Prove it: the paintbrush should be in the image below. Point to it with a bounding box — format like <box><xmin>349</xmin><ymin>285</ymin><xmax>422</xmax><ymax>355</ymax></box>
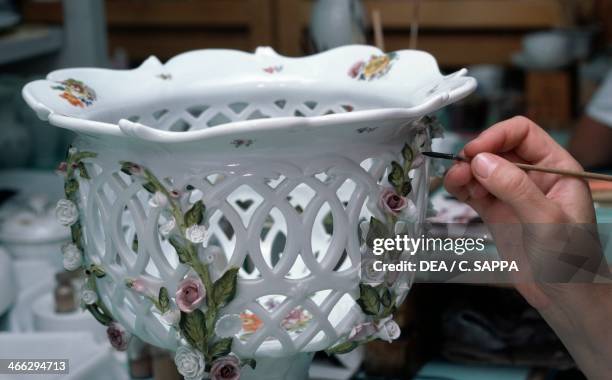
<box><xmin>422</xmin><ymin>151</ymin><xmax>612</xmax><ymax>182</ymax></box>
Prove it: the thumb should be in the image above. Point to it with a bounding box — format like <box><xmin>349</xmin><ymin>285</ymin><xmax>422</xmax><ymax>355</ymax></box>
<box><xmin>470</xmin><ymin>153</ymin><xmax>559</xmax><ymax>222</ymax></box>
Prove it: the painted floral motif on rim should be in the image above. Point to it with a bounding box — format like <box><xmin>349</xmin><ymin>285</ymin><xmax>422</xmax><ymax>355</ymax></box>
<box><xmin>263</xmin><ymin>65</ymin><xmax>283</xmax><ymax>74</ymax></box>
<box><xmin>51</xmin><ymin>79</ymin><xmax>97</xmax><ymax>108</ymax></box>
<box><xmin>348</xmin><ymin>52</ymin><xmax>398</xmax><ymax>81</ymax></box>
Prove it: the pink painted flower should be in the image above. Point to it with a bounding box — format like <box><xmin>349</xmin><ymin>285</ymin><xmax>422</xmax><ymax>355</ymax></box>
<box><xmin>348</xmin><ymin>60</ymin><xmax>365</xmax><ymax>78</ymax></box>
<box><xmin>380</xmin><ymin>188</ymin><xmax>408</xmax><ymax>215</ymax></box>
<box><xmin>106</xmin><ymin>322</ymin><xmax>131</xmax><ymax>351</ymax></box>
<box><xmin>175</xmin><ymin>277</ymin><xmax>205</xmax><ymax>313</ymax></box>
<box><xmin>210</xmin><ymin>355</ymin><xmax>241</xmax><ymax>380</ymax></box>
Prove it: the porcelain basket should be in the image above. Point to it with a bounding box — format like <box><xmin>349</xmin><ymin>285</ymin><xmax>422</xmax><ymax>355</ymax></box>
<box><xmin>23</xmin><ymin>45</ymin><xmax>475</xmax><ymax>380</ymax></box>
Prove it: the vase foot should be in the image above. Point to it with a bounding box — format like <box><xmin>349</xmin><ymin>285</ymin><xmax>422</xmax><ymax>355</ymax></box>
<box><xmin>239</xmin><ymin>352</ymin><xmax>314</xmax><ymax>380</ymax></box>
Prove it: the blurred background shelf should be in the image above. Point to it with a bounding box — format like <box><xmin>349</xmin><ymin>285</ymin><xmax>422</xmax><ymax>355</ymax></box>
<box><xmin>18</xmin><ymin>0</ymin><xmax>577</xmax><ymax>66</ymax></box>
<box><xmin>0</xmin><ymin>25</ymin><xmax>62</xmax><ymax>66</ymax></box>
<box><xmin>276</xmin><ymin>0</ymin><xmax>575</xmax><ymax>65</ymax></box>
<box><xmin>20</xmin><ymin>0</ymin><xmax>273</xmax><ymax>61</ymax></box>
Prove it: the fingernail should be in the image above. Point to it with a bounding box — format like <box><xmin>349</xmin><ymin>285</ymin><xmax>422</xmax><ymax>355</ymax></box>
<box><xmin>472</xmin><ymin>154</ymin><xmax>497</xmax><ymax>179</ymax></box>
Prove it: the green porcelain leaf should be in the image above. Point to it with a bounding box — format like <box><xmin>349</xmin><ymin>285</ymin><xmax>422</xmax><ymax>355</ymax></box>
<box><xmin>325</xmin><ymin>341</ymin><xmax>359</xmax><ymax>355</ymax></box>
<box><xmin>366</xmin><ymin>217</ymin><xmax>389</xmax><ymax>248</ymax></box>
<box><xmin>241</xmin><ymin>358</ymin><xmax>257</xmax><ymax>370</ymax></box>
<box><xmin>401</xmin><ymin>143</ymin><xmax>414</xmax><ymax>162</ymax></box>
<box><xmin>76</xmin><ymin>161</ymin><xmax>90</xmax><ymax>179</ymax></box>
<box><xmin>185</xmin><ymin>200</ymin><xmax>205</xmax><ymax>226</ymax></box>
<box><xmin>71</xmin><ymin>223</ymin><xmax>83</xmax><ymax>249</ymax></box>
<box><xmin>399</xmin><ymin>180</ymin><xmax>412</xmax><ymax>196</ymax></box>
<box><xmin>209</xmin><ymin>338</ymin><xmax>233</xmax><ymax>360</ymax></box>
<box><xmin>64</xmin><ymin>178</ymin><xmax>79</xmax><ymax>197</ymax></box>
<box><xmin>169</xmin><ymin>236</ymin><xmax>191</xmax><ymax>264</ymax></box>
<box><xmin>387</xmin><ymin>161</ymin><xmax>404</xmax><ymax>190</ymax></box>
<box><xmin>158</xmin><ymin>287</ymin><xmax>170</xmax><ymax>313</ymax></box>
<box><xmin>179</xmin><ymin>310</ymin><xmax>207</xmax><ymax>353</ymax></box>
<box><xmin>213</xmin><ymin>268</ymin><xmax>239</xmax><ymax>307</ymax></box>
<box><xmin>86</xmin><ymin>304</ymin><xmax>113</xmax><ymax>326</ymax></box>
<box><xmin>381</xmin><ymin>288</ymin><xmax>392</xmax><ymax>308</ymax></box>
<box><xmin>357</xmin><ymin>284</ymin><xmax>380</xmax><ymax>316</ymax></box>
<box><xmin>72</xmin><ymin>151</ymin><xmax>97</xmax><ymax>162</ymax></box>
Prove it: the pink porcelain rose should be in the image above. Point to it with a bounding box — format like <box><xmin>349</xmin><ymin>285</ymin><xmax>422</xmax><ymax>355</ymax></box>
<box><xmin>210</xmin><ymin>355</ymin><xmax>241</xmax><ymax>380</ymax></box>
<box><xmin>106</xmin><ymin>322</ymin><xmax>131</xmax><ymax>351</ymax></box>
<box><xmin>176</xmin><ymin>277</ymin><xmax>205</xmax><ymax>313</ymax></box>
<box><xmin>379</xmin><ymin>187</ymin><xmax>408</xmax><ymax>215</ymax></box>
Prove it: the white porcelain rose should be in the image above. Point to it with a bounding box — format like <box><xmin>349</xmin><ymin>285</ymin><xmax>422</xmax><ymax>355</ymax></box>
<box><xmin>376</xmin><ymin>316</ymin><xmax>401</xmax><ymax>343</ymax></box>
<box><xmin>175</xmin><ymin>346</ymin><xmax>206</xmax><ymax>380</ymax></box>
<box><xmin>81</xmin><ymin>289</ymin><xmax>98</xmax><ymax>305</ymax></box>
<box><xmin>61</xmin><ymin>243</ymin><xmax>83</xmax><ymax>271</ymax></box>
<box><xmin>185</xmin><ymin>224</ymin><xmax>208</xmax><ymax>244</ymax></box>
<box><xmin>55</xmin><ymin>199</ymin><xmax>78</xmax><ymax>226</ymax></box>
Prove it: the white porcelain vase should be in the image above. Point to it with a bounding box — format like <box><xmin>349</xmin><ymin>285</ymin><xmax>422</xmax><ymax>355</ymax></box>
<box><xmin>23</xmin><ymin>45</ymin><xmax>475</xmax><ymax>379</ymax></box>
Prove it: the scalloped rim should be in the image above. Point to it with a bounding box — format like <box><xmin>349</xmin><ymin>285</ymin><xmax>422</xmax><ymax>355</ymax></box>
<box><xmin>23</xmin><ymin>45</ymin><xmax>476</xmax><ymax>144</ymax></box>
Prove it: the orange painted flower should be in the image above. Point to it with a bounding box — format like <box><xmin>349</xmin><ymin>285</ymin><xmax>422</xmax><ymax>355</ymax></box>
<box><xmin>240</xmin><ymin>312</ymin><xmax>263</xmax><ymax>333</ymax></box>
<box><xmin>363</xmin><ymin>55</ymin><xmax>391</xmax><ymax>80</ymax></box>
<box><xmin>60</xmin><ymin>92</ymin><xmax>84</xmax><ymax>107</ymax></box>
<box><xmin>349</xmin><ymin>52</ymin><xmax>398</xmax><ymax>81</ymax></box>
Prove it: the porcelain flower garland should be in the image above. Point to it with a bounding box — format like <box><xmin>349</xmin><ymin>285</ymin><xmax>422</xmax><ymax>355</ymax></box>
<box><xmin>326</xmin><ymin>116</ymin><xmax>439</xmax><ymax>355</ymax></box>
<box><xmin>55</xmin><ymin>147</ymin><xmax>125</xmax><ymax>349</ymax></box>
<box><xmin>118</xmin><ymin>160</ymin><xmax>255</xmax><ymax>378</ymax></box>
<box><xmin>55</xmin><ymin>147</ymin><xmax>254</xmax><ymax>375</ymax></box>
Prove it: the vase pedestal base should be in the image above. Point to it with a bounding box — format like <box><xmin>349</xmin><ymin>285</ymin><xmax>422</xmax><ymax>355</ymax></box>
<box><xmin>240</xmin><ymin>352</ymin><xmax>314</xmax><ymax>380</ymax></box>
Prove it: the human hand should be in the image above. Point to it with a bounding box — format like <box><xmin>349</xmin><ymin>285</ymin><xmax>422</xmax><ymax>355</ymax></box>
<box><xmin>443</xmin><ymin>116</ymin><xmax>606</xmax><ymax>308</ymax></box>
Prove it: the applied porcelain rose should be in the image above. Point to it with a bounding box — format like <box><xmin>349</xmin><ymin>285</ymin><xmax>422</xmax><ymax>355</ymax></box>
<box><xmin>23</xmin><ymin>45</ymin><xmax>475</xmax><ymax>379</ymax></box>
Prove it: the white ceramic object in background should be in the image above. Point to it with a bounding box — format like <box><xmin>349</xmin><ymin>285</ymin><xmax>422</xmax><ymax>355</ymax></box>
<box><xmin>23</xmin><ymin>45</ymin><xmax>475</xmax><ymax>379</ymax></box>
<box><xmin>32</xmin><ymin>293</ymin><xmax>108</xmax><ymax>342</ymax></box>
<box><xmin>523</xmin><ymin>31</ymin><xmax>572</xmax><ymax>67</ymax></box>
<box><xmin>513</xmin><ymin>30</ymin><xmax>573</xmax><ymax>70</ymax></box>
<box><xmin>0</xmin><ymin>332</ymin><xmax>127</xmax><ymax>380</ymax></box>
<box><xmin>0</xmin><ymin>247</ymin><xmax>16</xmax><ymax>317</ymax></box>
<box><xmin>0</xmin><ymin>194</ymin><xmax>69</xmax><ymax>266</ymax></box>
<box><xmin>0</xmin><ymin>170</ymin><xmax>69</xmax><ymax>266</ymax></box>
<box><xmin>310</xmin><ymin>0</ymin><xmax>366</xmax><ymax>51</ymax></box>
<box><xmin>8</xmin><ymin>279</ymin><xmax>53</xmax><ymax>332</ymax></box>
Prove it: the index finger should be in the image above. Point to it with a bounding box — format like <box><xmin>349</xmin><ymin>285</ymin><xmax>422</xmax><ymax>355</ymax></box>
<box><xmin>463</xmin><ymin>116</ymin><xmax>582</xmax><ymax>171</ymax></box>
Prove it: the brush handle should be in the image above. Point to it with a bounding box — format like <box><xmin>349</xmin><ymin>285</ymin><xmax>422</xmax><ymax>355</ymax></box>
<box><xmin>423</xmin><ymin>151</ymin><xmax>612</xmax><ymax>182</ymax></box>
<box><xmin>514</xmin><ymin>163</ymin><xmax>612</xmax><ymax>182</ymax></box>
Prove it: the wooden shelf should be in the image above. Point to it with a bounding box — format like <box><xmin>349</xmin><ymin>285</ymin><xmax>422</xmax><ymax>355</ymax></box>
<box><xmin>275</xmin><ymin>0</ymin><xmax>570</xmax><ymax>65</ymax></box>
<box><xmin>0</xmin><ymin>25</ymin><xmax>63</xmax><ymax>65</ymax></box>
<box><xmin>21</xmin><ymin>0</ymin><xmax>574</xmax><ymax>66</ymax></box>
<box><xmin>22</xmin><ymin>0</ymin><xmax>273</xmax><ymax>61</ymax></box>
<box><xmin>280</xmin><ymin>0</ymin><xmax>569</xmax><ymax>31</ymax></box>
<box><xmin>386</xmin><ymin>33</ymin><xmax>523</xmax><ymax>66</ymax></box>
